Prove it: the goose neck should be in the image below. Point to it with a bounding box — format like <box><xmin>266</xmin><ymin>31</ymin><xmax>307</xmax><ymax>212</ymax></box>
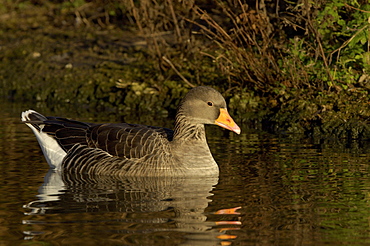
<box><xmin>173</xmin><ymin>113</ymin><xmax>206</xmax><ymax>142</ymax></box>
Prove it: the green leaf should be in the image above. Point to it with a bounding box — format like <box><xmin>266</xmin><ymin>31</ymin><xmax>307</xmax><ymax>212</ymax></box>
<box><xmin>349</xmin><ymin>31</ymin><xmax>366</xmax><ymax>48</ymax></box>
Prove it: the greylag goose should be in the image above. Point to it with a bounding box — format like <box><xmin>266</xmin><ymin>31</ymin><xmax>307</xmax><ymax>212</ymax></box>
<box><xmin>21</xmin><ymin>86</ymin><xmax>240</xmax><ymax>177</ymax></box>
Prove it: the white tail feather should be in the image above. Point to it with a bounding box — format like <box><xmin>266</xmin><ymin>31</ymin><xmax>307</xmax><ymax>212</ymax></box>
<box><xmin>21</xmin><ymin>110</ymin><xmax>66</xmax><ymax>170</ymax></box>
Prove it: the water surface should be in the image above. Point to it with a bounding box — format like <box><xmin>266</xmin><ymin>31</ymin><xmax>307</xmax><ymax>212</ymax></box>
<box><xmin>1</xmin><ymin>100</ymin><xmax>370</xmax><ymax>245</ymax></box>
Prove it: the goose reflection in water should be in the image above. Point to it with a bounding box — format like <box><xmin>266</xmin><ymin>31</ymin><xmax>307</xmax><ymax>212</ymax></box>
<box><xmin>23</xmin><ymin>170</ymin><xmax>241</xmax><ymax>245</ymax></box>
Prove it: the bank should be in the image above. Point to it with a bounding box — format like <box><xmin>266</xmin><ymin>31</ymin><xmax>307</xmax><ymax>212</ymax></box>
<box><xmin>1</xmin><ymin>1</ymin><xmax>369</xmax><ymax>139</ymax></box>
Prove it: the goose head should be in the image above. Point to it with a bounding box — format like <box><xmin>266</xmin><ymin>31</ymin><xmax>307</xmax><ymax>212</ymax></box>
<box><xmin>177</xmin><ymin>86</ymin><xmax>241</xmax><ymax>134</ymax></box>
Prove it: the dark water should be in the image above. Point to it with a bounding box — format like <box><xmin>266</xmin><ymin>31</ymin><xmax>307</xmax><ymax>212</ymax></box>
<box><xmin>1</xmin><ymin>100</ymin><xmax>370</xmax><ymax>245</ymax></box>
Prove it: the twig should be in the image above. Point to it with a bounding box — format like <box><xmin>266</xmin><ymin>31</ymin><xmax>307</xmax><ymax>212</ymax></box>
<box><xmin>166</xmin><ymin>0</ymin><xmax>182</xmax><ymax>43</ymax></box>
<box><xmin>306</xmin><ymin>16</ymin><xmax>334</xmax><ymax>85</ymax></box>
<box><xmin>329</xmin><ymin>24</ymin><xmax>370</xmax><ymax>64</ymax></box>
<box><xmin>345</xmin><ymin>3</ymin><xmax>370</xmax><ymax>14</ymax></box>
<box><xmin>128</xmin><ymin>0</ymin><xmax>143</xmax><ymax>34</ymax></box>
<box><xmin>162</xmin><ymin>56</ymin><xmax>196</xmax><ymax>88</ymax></box>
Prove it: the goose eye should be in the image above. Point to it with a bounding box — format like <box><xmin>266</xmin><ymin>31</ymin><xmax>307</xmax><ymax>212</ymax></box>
<box><xmin>207</xmin><ymin>101</ymin><xmax>213</xmax><ymax>106</ymax></box>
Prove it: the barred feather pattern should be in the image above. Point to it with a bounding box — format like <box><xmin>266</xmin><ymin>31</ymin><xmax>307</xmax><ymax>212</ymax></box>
<box><xmin>63</xmin><ymin>143</ymin><xmax>184</xmax><ymax>177</ymax></box>
<box><xmin>85</xmin><ymin>123</ymin><xmax>173</xmax><ymax>159</ymax></box>
<box><xmin>45</xmin><ymin>120</ymin><xmax>185</xmax><ymax>176</ymax></box>
<box><xmin>173</xmin><ymin>112</ymin><xmax>206</xmax><ymax>142</ymax></box>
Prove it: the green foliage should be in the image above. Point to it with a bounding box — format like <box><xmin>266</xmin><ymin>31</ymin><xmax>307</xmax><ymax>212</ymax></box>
<box><xmin>313</xmin><ymin>1</ymin><xmax>370</xmax><ymax>84</ymax></box>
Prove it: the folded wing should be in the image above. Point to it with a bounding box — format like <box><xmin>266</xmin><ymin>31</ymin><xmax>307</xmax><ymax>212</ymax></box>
<box><xmin>41</xmin><ymin>118</ymin><xmax>173</xmax><ymax>160</ymax></box>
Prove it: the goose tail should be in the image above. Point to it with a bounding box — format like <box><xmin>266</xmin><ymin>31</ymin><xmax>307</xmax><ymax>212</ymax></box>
<box><xmin>21</xmin><ymin>110</ymin><xmax>66</xmax><ymax>170</ymax></box>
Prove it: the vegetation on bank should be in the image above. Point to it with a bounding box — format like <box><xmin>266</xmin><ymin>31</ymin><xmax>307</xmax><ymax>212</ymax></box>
<box><xmin>0</xmin><ymin>0</ymin><xmax>370</xmax><ymax>138</ymax></box>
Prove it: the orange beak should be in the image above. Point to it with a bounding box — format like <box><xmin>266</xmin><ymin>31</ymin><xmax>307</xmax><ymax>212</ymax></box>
<box><xmin>215</xmin><ymin>108</ymin><xmax>241</xmax><ymax>134</ymax></box>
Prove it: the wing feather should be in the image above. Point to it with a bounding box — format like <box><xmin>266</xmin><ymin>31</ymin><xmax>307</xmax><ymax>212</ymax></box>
<box><xmin>39</xmin><ymin>117</ymin><xmax>95</xmax><ymax>152</ymax></box>
<box><xmin>26</xmin><ymin>113</ymin><xmax>173</xmax><ymax>161</ymax></box>
<box><xmin>86</xmin><ymin>123</ymin><xmax>173</xmax><ymax>160</ymax></box>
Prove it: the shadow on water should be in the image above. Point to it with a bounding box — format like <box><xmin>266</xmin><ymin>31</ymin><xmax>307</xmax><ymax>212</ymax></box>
<box><xmin>23</xmin><ymin>170</ymin><xmax>241</xmax><ymax>245</ymax></box>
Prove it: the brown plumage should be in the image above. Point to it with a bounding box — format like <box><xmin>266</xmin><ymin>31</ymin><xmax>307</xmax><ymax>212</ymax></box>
<box><xmin>21</xmin><ymin>86</ymin><xmax>240</xmax><ymax>177</ymax></box>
